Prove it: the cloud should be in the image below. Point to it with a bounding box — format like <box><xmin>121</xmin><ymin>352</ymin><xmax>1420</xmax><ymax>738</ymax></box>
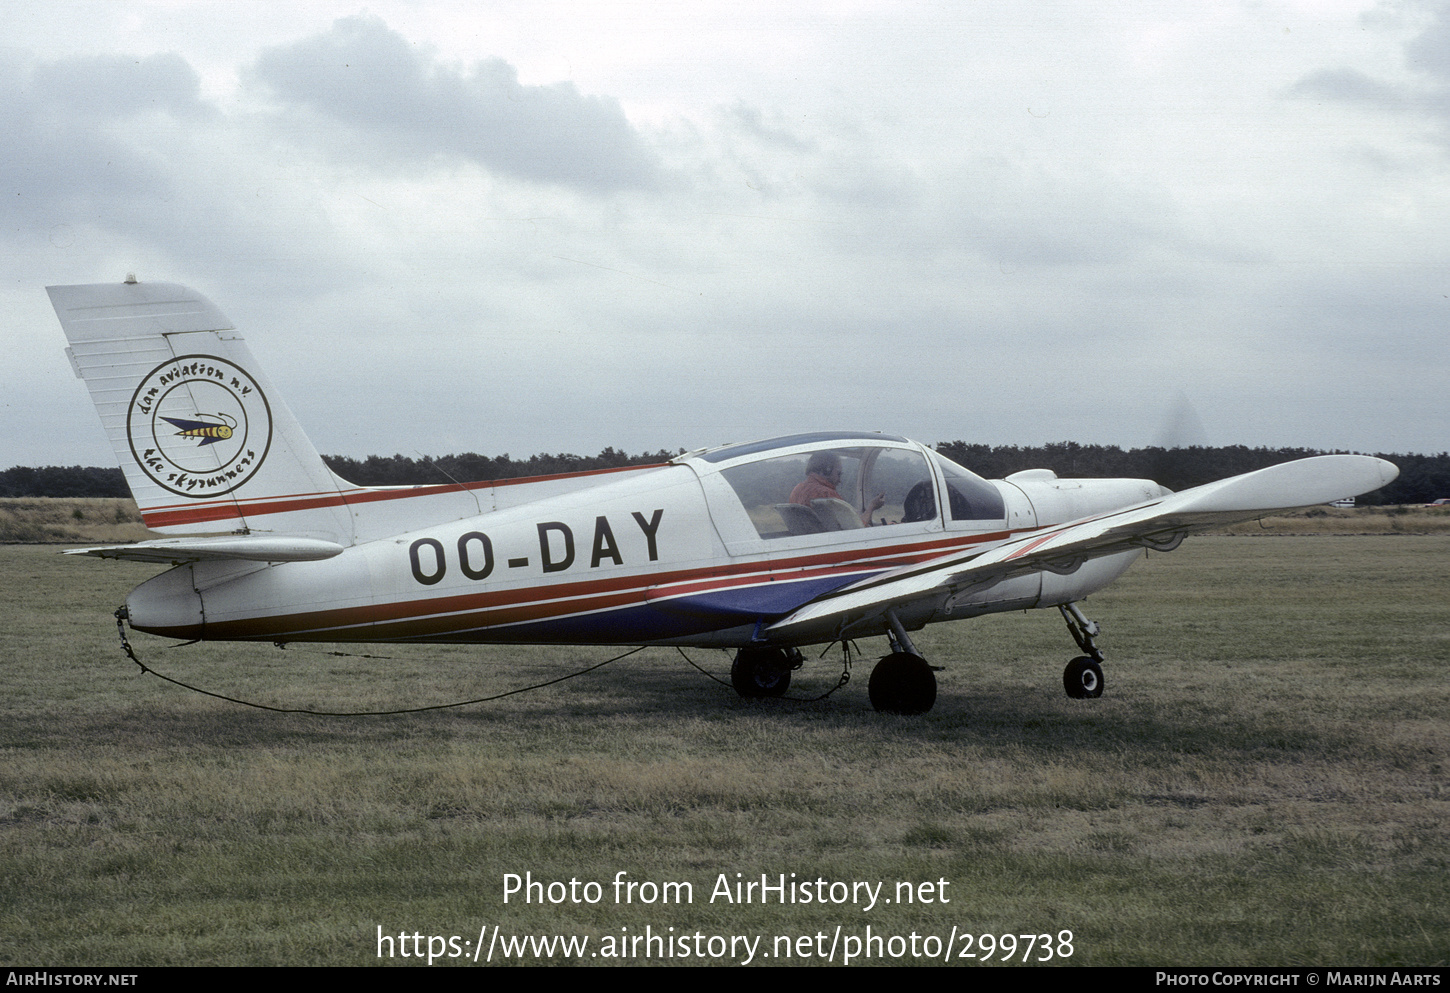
<box><xmin>1290</xmin><ymin>3</ymin><xmax>1450</xmax><ymax>138</ymax></box>
<box><xmin>30</xmin><ymin>52</ymin><xmax>212</xmax><ymax>122</ymax></box>
<box><xmin>6</xmin><ymin>6</ymin><xmax>1449</xmax><ymax>464</ymax></box>
<box><xmin>1406</xmin><ymin>2</ymin><xmax>1450</xmax><ymax>84</ymax></box>
<box><xmin>248</xmin><ymin>15</ymin><xmax>661</xmax><ymax>191</ymax></box>
<box><xmin>1288</xmin><ymin>67</ymin><xmax>1407</xmax><ymax>108</ymax></box>
<box><xmin>0</xmin><ymin>45</ymin><xmax>356</xmax><ymax>312</ymax></box>
<box><xmin>0</xmin><ymin>52</ymin><xmax>196</xmax><ymax>229</ymax></box>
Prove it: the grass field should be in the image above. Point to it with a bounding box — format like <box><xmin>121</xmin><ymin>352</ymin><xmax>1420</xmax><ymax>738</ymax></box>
<box><xmin>1</xmin><ymin>535</ymin><xmax>1446</xmax><ymax>966</ymax></box>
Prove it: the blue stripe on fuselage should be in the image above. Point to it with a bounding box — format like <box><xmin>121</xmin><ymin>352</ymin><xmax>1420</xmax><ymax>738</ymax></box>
<box><xmin>396</xmin><ymin>570</ymin><xmax>875</xmax><ymax>645</ymax></box>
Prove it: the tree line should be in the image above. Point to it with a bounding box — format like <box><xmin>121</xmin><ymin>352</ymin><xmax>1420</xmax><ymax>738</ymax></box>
<box><xmin>4</xmin><ymin>443</ymin><xmax>1447</xmax><ymax>504</ymax></box>
<box><xmin>932</xmin><ymin>442</ymin><xmax>1450</xmax><ymax>505</ymax></box>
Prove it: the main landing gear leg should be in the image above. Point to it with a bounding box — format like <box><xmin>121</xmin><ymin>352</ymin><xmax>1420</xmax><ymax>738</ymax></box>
<box><xmin>868</xmin><ymin>609</ymin><xmax>938</xmax><ymax>715</ymax></box>
<box><xmin>1059</xmin><ymin>602</ymin><xmax>1105</xmax><ymax>699</ymax></box>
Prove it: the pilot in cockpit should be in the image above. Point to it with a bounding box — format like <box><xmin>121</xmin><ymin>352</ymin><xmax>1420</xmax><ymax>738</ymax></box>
<box><xmin>788</xmin><ymin>450</ymin><xmax>886</xmax><ymax>527</ymax></box>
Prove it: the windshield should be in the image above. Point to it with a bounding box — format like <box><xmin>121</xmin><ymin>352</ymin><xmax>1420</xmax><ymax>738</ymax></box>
<box><xmin>929</xmin><ymin>450</ymin><xmax>1006</xmax><ymax>521</ymax></box>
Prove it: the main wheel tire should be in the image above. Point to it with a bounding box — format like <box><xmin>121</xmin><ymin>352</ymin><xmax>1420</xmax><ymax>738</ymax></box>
<box><xmin>868</xmin><ymin>652</ymin><xmax>937</xmax><ymax>714</ymax></box>
<box><xmin>1063</xmin><ymin>656</ymin><xmax>1104</xmax><ymax>699</ymax></box>
<box><xmin>731</xmin><ymin>647</ymin><xmax>792</xmax><ymax>698</ymax></box>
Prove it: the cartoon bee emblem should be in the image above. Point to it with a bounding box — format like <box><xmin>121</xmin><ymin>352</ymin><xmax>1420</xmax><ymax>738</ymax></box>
<box><xmin>161</xmin><ymin>413</ymin><xmax>237</xmax><ymax>446</ymax></box>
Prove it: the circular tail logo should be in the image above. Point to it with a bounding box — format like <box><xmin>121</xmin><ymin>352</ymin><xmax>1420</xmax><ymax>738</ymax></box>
<box><xmin>127</xmin><ymin>356</ymin><xmax>272</xmax><ymax>497</ymax></box>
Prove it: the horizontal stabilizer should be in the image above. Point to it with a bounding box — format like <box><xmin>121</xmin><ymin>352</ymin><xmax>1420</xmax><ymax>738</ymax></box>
<box><xmin>66</xmin><ymin>535</ymin><xmax>346</xmax><ymax>564</ymax></box>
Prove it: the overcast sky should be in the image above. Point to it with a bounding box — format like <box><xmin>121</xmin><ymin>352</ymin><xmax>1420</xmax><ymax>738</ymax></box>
<box><xmin>4</xmin><ymin>1</ymin><xmax>1448</xmax><ymax>472</ymax></box>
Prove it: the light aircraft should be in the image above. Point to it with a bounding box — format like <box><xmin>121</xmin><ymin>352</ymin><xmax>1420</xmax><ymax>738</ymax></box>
<box><xmin>48</xmin><ymin>279</ymin><xmax>1398</xmax><ymax>714</ymax></box>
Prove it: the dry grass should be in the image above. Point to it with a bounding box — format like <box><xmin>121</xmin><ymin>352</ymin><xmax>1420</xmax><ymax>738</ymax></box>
<box><xmin>0</xmin><ymin>498</ymin><xmax>149</xmax><ymax>544</ymax></box>
<box><xmin>0</xmin><ymin>537</ymin><xmax>1446</xmax><ymax>966</ymax></box>
<box><xmin>1210</xmin><ymin>504</ymin><xmax>1450</xmax><ymax>536</ymax></box>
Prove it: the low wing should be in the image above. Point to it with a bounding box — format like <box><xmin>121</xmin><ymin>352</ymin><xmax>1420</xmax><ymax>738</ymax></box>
<box><xmin>767</xmin><ymin>454</ymin><xmax>1398</xmax><ymax>641</ymax></box>
<box><xmin>66</xmin><ymin>535</ymin><xmax>345</xmax><ymax>564</ymax></box>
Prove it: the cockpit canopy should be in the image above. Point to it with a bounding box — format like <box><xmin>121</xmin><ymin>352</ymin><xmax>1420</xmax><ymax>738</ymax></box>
<box><xmin>685</xmin><ymin>434</ymin><xmax>1004</xmax><ymax>542</ymax></box>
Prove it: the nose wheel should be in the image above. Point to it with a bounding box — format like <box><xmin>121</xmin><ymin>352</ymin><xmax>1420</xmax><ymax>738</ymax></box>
<box><xmin>1063</xmin><ymin>656</ymin><xmax>1104</xmax><ymax>698</ymax></box>
<box><xmin>1059</xmin><ymin>602</ymin><xmax>1106</xmax><ymax>699</ymax></box>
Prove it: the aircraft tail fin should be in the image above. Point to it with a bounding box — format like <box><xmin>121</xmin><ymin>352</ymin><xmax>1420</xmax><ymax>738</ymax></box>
<box><xmin>49</xmin><ymin>280</ymin><xmax>354</xmax><ymax>542</ymax></box>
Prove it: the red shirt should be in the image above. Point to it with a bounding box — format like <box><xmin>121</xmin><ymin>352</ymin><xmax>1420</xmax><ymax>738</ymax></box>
<box><xmin>789</xmin><ymin>473</ymin><xmax>842</xmax><ymax>506</ymax></box>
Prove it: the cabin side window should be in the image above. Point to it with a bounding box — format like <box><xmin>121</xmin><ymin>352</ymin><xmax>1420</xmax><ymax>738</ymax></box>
<box><xmin>719</xmin><ymin>446</ymin><xmax>936</xmax><ymax>540</ymax></box>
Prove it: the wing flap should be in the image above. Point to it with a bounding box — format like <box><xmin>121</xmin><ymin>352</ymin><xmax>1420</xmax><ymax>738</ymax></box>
<box><xmin>66</xmin><ymin>535</ymin><xmax>346</xmax><ymax>564</ymax></box>
<box><xmin>766</xmin><ymin>454</ymin><xmax>1397</xmax><ymax>639</ymax></box>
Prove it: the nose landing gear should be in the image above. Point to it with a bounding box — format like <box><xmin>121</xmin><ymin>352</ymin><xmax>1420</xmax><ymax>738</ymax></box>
<box><xmin>1059</xmin><ymin>602</ymin><xmax>1105</xmax><ymax>699</ymax></box>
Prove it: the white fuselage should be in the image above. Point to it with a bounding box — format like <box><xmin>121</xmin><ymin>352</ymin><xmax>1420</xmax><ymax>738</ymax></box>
<box><xmin>126</xmin><ymin>445</ymin><xmax>1162</xmax><ymax>648</ymax></box>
